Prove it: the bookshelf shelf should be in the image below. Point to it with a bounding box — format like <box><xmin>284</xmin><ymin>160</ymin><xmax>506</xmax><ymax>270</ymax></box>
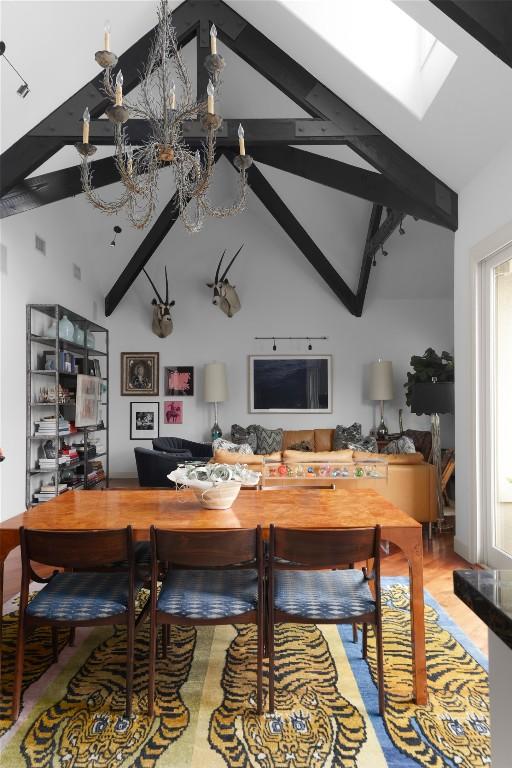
<box><xmin>27</xmin><ymin>304</ymin><xmax>109</xmax><ymax>507</ymax></box>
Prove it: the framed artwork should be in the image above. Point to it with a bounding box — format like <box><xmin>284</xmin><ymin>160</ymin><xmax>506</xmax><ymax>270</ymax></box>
<box><xmin>76</xmin><ymin>374</ymin><xmax>101</xmax><ymax>426</ymax></box>
<box><xmin>165</xmin><ymin>366</ymin><xmax>194</xmax><ymax>396</ymax></box>
<box><xmin>164</xmin><ymin>400</ymin><xmax>183</xmax><ymax>424</ymax></box>
<box><xmin>249</xmin><ymin>355</ymin><xmax>332</xmax><ymax>413</ymax></box>
<box><xmin>121</xmin><ymin>352</ymin><xmax>159</xmax><ymax>396</ymax></box>
<box><xmin>130</xmin><ymin>401</ymin><xmax>159</xmax><ymax>440</ymax></box>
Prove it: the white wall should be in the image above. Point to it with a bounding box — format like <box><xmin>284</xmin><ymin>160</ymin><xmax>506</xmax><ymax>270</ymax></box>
<box><xmin>0</xmin><ymin>155</ymin><xmax>454</xmax><ymax>509</ymax></box>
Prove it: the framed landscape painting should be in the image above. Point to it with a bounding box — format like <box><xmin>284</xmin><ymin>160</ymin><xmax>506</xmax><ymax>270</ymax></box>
<box><xmin>249</xmin><ymin>355</ymin><xmax>332</xmax><ymax>413</ymax></box>
<box><xmin>165</xmin><ymin>366</ymin><xmax>194</xmax><ymax>396</ymax></box>
<box><xmin>121</xmin><ymin>352</ymin><xmax>159</xmax><ymax>396</ymax></box>
<box><xmin>130</xmin><ymin>401</ymin><xmax>159</xmax><ymax>440</ymax></box>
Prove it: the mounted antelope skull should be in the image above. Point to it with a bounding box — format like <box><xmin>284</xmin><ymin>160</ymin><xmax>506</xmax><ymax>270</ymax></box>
<box><xmin>206</xmin><ymin>244</ymin><xmax>244</xmax><ymax>318</ymax></box>
<box><xmin>142</xmin><ymin>266</ymin><xmax>175</xmax><ymax>338</ymax></box>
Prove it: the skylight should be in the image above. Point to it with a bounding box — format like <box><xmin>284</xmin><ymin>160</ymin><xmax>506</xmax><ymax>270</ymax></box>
<box><xmin>279</xmin><ymin>0</ymin><xmax>457</xmax><ymax>119</ymax></box>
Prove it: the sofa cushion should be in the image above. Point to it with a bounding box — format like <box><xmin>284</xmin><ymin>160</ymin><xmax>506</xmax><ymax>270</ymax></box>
<box><xmin>213</xmin><ymin>449</ymin><xmax>281</xmax><ymax>465</ymax></box>
<box><xmin>353</xmin><ymin>450</ymin><xmax>424</xmax><ymax>464</ymax></box>
<box><xmin>213</xmin><ymin>437</ymin><xmax>253</xmax><ymax>454</ymax></box>
<box><xmin>381</xmin><ymin>436</ymin><xmax>416</xmax><ymax>455</ymax></box>
<box><xmin>314</xmin><ymin>429</ymin><xmax>334</xmax><ymax>452</ymax></box>
<box><xmin>403</xmin><ymin>429</ymin><xmax>432</xmax><ymax>461</ymax></box>
<box><xmin>231</xmin><ymin>424</ymin><xmax>258</xmax><ymax>453</ymax></box>
<box><xmin>283</xmin><ymin>449</ymin><xmax>353</xmax><ymax>463</ymax></box>
<box><xmin>253</xmin><ymin>426</ymin><xmax>283</xmax><ymax>454</ymax></box>
<box><xmin>282</xmin><ymin>430</ymin><xmax>315</xmax><ymax>451</ymax></box>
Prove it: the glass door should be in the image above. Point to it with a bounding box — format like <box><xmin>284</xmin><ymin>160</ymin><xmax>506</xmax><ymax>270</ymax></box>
<box><xmin>482</xmin><ymin>247</ymin><xmax>512</xmax><ymax>568</ymax></box>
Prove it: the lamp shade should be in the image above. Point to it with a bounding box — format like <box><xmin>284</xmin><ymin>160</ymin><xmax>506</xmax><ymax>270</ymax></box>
<box><xmin>411</xmin><ymin>381</ymin><xmax>454</xmax><ymax>416</ymax></box>
<box><xmin>204</xmin><ymin>362</ymin><xmax>228</xmax><ymax>403</ymax></box>
<box><xmin>368</xmin><ymin>360</ymin><xmax>394</xmax><ymax>401</ymax></box>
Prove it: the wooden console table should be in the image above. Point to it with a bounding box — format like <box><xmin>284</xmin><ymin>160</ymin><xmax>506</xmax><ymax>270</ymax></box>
<box><xmin>0</xmin><ymin>487</ymin><xmax>427</xmax><ymax>704</ymax></box>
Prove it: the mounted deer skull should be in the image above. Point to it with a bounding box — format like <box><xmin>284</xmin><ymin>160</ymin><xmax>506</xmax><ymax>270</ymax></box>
<box><xmin>142</xmin><ymin>266</ymin><xmax>175</xmax><ymax>338</ymax></box>
<box><xmin>207</xmin><ymin>244</ymin><xmax>244</xmax><ymax>318</ymax></box>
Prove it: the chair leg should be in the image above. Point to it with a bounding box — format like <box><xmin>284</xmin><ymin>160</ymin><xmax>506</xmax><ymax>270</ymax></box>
<box><xmin>51</xmin><ymin>627</ymin><xmax>59</xmax><ymax>663</ymax></box>
<box><xmin>148</xmin><ymin>617</ymin><xmax>157</xmax><ymax>717</ymax></box>
<box><xmin>362</xmin><ymin>623</ymin><xmax>368</xmax><ymax>659</ymax></box>
<box><xmin>125</xmin><ymin>619</ymin><xmax>134</xmax><ymax>719</ymax></box>
<box><xmin>257</xmin><ymin>619</ymin><xmax>263</xmax><ymax>715</ymax></box>
<box><xmin>161</xmin><ymin>625</ymin><xmax>167</xmax><ymax>659</ymax></box>
<box><xmin>69</xmin><ymin>627</ymin><xmax>76</xmax><ymax>646</ymax></box>
<box><xmin>268</xmin><ymin>620</ymin><xmax>275</xmax><ymax>714</ymax></box>
<box><xmin>352</xmin><ymin>623</ymin><xmax>358</xmax><ymax>643</ymax></box>
<box><xmin>375</xmin><ymin>619</ymin><xmax>385</xmax><ymax>715</ymax></box>
<box><xmin>12</xmin><ymin>614</ymin><xmax>26</xmax><ymax>721</ymax></box>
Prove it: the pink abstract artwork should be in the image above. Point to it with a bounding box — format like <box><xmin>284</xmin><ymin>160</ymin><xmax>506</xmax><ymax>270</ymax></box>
<box><xmin>169</xmin><ymin>372</ymin><xmax>190</xmax><ymax>392</ymax></box>
<box><xmin>165</xmin><ymin>367</ymin><xmax>194</xmax><ymax>396</ymax></box>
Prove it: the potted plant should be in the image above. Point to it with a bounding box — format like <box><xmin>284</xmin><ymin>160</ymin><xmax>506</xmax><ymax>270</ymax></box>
<box><xmin>404</xmin><ymin>348</ymin><xmax>454</xmax><ymax>407</ymax></box>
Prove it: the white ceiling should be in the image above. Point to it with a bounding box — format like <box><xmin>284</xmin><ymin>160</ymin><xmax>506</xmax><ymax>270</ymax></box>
<box><xmin>1</xmin><ymin>0</ymin><xmax>512</xmax><ymax>192</ymax></box>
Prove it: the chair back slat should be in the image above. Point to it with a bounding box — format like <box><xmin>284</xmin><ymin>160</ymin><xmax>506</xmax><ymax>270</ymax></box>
<box><xmin>151</xmin><ymin>528</ymin><xmax>258</xmax><ymax>568</ymax></box>
<box><xmin>271</xmin><ymin>526</ymin><xmax>378</xmax><ymax>568</ymax></box>
<box><xmin>21</xmin><ymin>528</ymin><xmax>131</xmax><ymax>570</ymax></box>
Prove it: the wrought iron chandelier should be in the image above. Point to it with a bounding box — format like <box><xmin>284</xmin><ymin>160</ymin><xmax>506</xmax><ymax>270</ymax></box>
<box><xmin>76</xmin><ymin>0</ymin><xmax>252</xmax><ymax>231</ymax></box>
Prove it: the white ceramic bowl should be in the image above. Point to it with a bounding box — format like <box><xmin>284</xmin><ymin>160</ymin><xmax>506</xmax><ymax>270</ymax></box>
<box><xmin>192</xmin><ymin>481</ymin><xmax>241</xmax><ymax>509</ymax></box>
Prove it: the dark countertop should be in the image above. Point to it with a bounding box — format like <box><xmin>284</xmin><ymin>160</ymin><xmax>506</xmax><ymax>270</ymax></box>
<box><xmin>454</xmin><ymin>569</ymin><xmax>512</xmax><ymax>651</ymax></box>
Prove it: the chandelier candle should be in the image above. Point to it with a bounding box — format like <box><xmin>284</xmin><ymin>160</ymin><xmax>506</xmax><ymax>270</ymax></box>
<box><xmin>115</xmin><ymin>70</ymin><xmax>123</xmax><ymax>106</ymax></box>
<box><xmin>104</xmin><ymin>21</ymin><xmax>111</xmax><ymax>52</ymax></box>
<box><xmin>238</xmin><ymin>124</ymin><xmax>245</xmax><ymax>156</ymax></box>
<box><xmin>210</xmin><ymin>24</ymin><xmax>217</xmax><ymax>54</ymax></box>
<box><xmin>207</xmin><ymin>80</ymin><xmax>215</xmax><ymax>114</ymax></box>
<box><xmin>82</xmin><ymin>107</ymin><xmax>90</xmax><ymax>144</ymax></box>
<box><xmin>169</xmin><ymin>80</ymin><xmax>176</xmax><ymax>110</ymax></box>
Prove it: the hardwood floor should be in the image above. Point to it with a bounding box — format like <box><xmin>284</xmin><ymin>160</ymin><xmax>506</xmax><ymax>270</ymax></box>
<box><xmin>2</xmin><ymin>520</ymin><xmax>487</xmax><ymax>655</ymax></box>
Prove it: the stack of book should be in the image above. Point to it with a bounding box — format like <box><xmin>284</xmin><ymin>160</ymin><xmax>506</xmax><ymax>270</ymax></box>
<box><xmin>86</xmin><ymin>460</ymin><xmax>105</xmax><ymax>487</ymax></box>
<box><xmin>33</xmin><ymin>482</ymin><xmax>68</xmax><ymax>503</ymax></box>
<box><xmin>35</xmin><ymin>416</ymin><xmax>70</xmax><ymax>435</ymax></box>
<box><xmin>38</xmin><ymin>455</ymin><xmax>69</xmax><ymax>470</ymax></box>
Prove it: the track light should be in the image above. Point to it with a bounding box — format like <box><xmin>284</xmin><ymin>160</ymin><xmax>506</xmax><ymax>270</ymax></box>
<box><xmin>381</xmin><ymin>244</ymin><xmax>388</xmax><ymax>257</ymax></box>
<box><xmin>307</xmin><ymin>338</ymin><xmax>312</xmax><ymax>351</ymax></box>
<box><xmin>109</xmin><ymin>225</ymin><xmax>122</xmax><ymax>247</ymax></box>
<box><xmin>272</xmin><ymin>337</ymin><xmax>277</xmax><ymax>352</ymax></box>
<box><xmin>399</xmin><ymin>215</ymin><xmax>405</xmax><ymax>236</ymax></box>
<box><xmin>373</xmin><ymin>254</ymin><xmax>377</xmax><ymax>267</ymax></box>
<box><xmin>0</xmin><ymin>42</ymin><xmax>30</xmax><ymax>98</ymax></box>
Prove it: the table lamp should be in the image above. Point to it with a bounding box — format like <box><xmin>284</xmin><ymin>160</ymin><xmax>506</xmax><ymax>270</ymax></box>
<box><xmin>369</xmin><ymin>360</ymin><xmax>394</xmax><ymax>437</ymax></box>
<box><xmin>204</xmin><ymin>362</ymin><xmax>228</xmax><ymax>441</ymax></box>
<box><xmin>411</xmin><ymin>378</ymin><xmax>454</xmax><ymax>523</ymax></box>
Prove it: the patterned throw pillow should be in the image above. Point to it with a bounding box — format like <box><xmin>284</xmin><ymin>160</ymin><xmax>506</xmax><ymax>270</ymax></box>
<box><xmin>288</xmin><ymin>440</ymin><xmax>313</xmax><ymax>452</ymax></box>
<box><xmin>333</xmin><ymin>424</ymin><xmax>377</xmax><ymax>453</ymax></box>
<box><xmin>231</xmin><ymin>424</ymin><xmax>258</xmax><ymax>453</ymax></box>
<box><xmin>212</xmin><ymin>437</ymin><xmax>253</xmax><ymax>455</ymax></box>
<box><xmin>382</xmin><ymin>436</ymin><xmax>416</xmax><ymax>455</ymax></box>
<box><xmin>253</xmin><ymin>425</ymin><xmax>283</xmax><ymax>455</ymax></box>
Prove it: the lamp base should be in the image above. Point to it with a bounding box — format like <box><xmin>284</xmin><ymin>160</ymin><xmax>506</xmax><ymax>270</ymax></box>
<box><xmin>376</xmin><ymin>417</ymin><xmax>388</xmax><ymax>438</ymax></box>
<box><xmin>211</xmin><ymin>422</ymin><xmax>222</xmax><ymax>441</ymax></box>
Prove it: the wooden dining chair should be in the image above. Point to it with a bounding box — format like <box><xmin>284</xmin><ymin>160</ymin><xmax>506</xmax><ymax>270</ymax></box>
<box><xmin>12</xmin><ymin>526</ymin><xmax>140</xmax><ymax>721</ymax></box>
<box><xmin>268</xmin><ymin>524</ymin><xmax>385</xmax><ymax>714</ymax></box>
<box><xmin>148</xmin><ymin>526</ymin><xmax>264</xmax><ymax>716</ymax></box>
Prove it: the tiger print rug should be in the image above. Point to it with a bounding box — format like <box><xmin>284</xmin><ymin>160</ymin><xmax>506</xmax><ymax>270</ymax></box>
<box><xmin>0</xmin><ymin>579</ymin><xmax>489</xmax><ymax>767</ymax></box>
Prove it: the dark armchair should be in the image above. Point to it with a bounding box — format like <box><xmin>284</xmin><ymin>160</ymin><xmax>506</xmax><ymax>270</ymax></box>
<box><xmin>134</xmin><ymin>437</ymin><xmax>213</xmax><ymax>488</ymax></box>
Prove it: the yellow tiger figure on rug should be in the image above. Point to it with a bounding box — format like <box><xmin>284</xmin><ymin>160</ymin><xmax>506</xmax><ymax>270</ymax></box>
<box><xmin>365</xmin><ymin>583</ymin><xmax>490</xmax><ymax>768</ymax></box>
<box><xmin>21</xmin><ymin>623</ymin><xmax>196</xmax><ymax>768</ymax></box>
<box><xmin>209</xmin><ymin>623</ymin><xmax>367</xmax><ymax>768</ymax></box>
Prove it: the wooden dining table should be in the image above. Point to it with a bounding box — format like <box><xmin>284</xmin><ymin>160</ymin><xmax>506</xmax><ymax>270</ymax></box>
<box><xmin>0</xmin><ymin>486</ymin><xmax>427</xmax><ymax>704</ymax></box>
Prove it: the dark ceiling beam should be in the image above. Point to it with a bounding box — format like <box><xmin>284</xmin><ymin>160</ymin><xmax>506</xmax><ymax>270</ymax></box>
<box><xmin>196</xmin><ymin>13</ymin><xmax>211</xmax><ymax>100</ymax></box>
<box><xmin>355</xmin><ymin>207</ymin><xmax>402</xmax><ymax>315</ymax></box>
<box><xmin>224</xmin><ymin>151</ymin><xmax>358</xmax><ymax>315</ymax></box>
<box><xmin>203</xmin><ymin>0</ymin><xmax>457</xmax><ymax>231</ymax></box>
<box><xmin>429</xmin><ymin>1</ymin><xmax>512</xmax><ymax>69</ymax></box>
<box><xmin>0</xmin><ymin>2</ymin><xmax>198</xmax><ymax>198</ymax></box>
<box><xmin>30</xmin><ymin>117</ymin><xmax>356</xmax><ymax>145</ymax></box>
<box><xmin>249</xmin><ymin>145</ymin><xmax>444</xmax><ymax>227</ymax></box>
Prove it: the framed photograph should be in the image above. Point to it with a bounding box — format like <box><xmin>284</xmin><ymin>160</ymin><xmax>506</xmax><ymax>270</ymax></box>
<box><xmin>121</xmin><ymin>352</ymin><xmax>159</xmax><ymax>396</ymax></box>
<box><xmin>76</xmin><ymin>374</ymin><xmax>101</xmax><ymax>426</ymax></box>
<box><xmin>165</xmin><ymin>366</ymin><xmax>194</xmax><ymax>396</ymax></box>
<box><xmin>130</xmin><ymin>401</ymin><xmax>159</xmax><ymax>440</ymax></box>
<box><xmin>249</xmin><ymin>355</ymin><xmax>332</xmax><ymax>413</ymax></box>
<box><xmin>164</xmin><ymin>400</ymin><xmax>183</xmax><ymax>424</ymax></box>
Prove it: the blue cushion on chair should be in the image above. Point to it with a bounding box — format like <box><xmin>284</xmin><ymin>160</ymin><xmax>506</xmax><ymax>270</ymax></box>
<box><xmin>157</xmin><ymin>569</ymin><xmax>258</xmax><ymax>619</ymax></box>
<box><xmin>274</xmin><ymin>569</ymin><xmax>375</xmax><ymax>619</ymax></box>
<box><xmin>26</xmin><ymin>572</ymin><xmax>141</xmax><ymax>621</ymax></box>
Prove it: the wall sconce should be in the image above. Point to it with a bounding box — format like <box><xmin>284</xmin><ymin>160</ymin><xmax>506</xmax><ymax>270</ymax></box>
<box><xmin>0</xmin><ymin>42</ymin><xmax>30</xmax><ymax>98</ymax></box>
<box><xmin>109</xmin><ymin>225</ymin><xmax>122</xmax><ymax>247</ymax></box>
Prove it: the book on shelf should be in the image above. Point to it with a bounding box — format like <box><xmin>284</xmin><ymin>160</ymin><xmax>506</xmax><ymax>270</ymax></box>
<box><xmin>35</xmin><ymin>416</ymin><xmax>70</xmax><ymax>435</ymax></box>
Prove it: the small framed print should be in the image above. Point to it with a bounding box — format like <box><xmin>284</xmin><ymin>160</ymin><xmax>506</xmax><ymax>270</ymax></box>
<box><xmin>130</xmin><ymin>401</ymin><xmax>159</xmax><ymax>440</ymax></box>
<box><xmin>164</xmin><ymin>400</ymin><xmax>183</xmax><ymax>424</ymax></box>
<box><xmin>165</xmin><ymin>366</ymin><xmax>194</xmax><ymax>396</ymax></box>
<box><xmin>121</xmin><ymin>352</ymin><xmax>159</xmax><ymax>396</ymax></box>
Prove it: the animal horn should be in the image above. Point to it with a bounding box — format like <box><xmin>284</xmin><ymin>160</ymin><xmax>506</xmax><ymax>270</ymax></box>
<box><xmin>214</xmin><ymin>249</ymin><xmax>226</xmax><ymax>284</ymax></box>
<box><xmin>142</xmin><ymin>268</ymin><xmax>164</xmax><ymax>304</ymax></box>
<box><xmin>165</xmin><ymin>265</ymin><xmax>169</xmax><ymax>305</ymax></box>
<box><xmin>220</xmin><ymin>243</ymin><xmax>244</xmax><ymax>282</ymax></box>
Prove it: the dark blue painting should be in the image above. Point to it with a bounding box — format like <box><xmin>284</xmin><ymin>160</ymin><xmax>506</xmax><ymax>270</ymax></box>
<box><xmin>250</xmin><ymin>356</ymin><xmax>331</xmax><ymax>412</ymax></box>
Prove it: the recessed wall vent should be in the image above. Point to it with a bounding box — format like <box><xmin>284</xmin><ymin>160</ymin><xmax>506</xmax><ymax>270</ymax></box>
<box><xmin>73</xmin><ymin>263</ymin><xmax>81</xmax><ymax>280</ymax></box>
<box><xmin>35</xmin><ymin>235</ymin><xmax>46</xmax><ymax>255</ymax></box>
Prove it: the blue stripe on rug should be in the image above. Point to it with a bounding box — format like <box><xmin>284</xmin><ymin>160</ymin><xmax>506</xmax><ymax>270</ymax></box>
<box><xmin>337</xmin><ymin>576</ymin><xmax>488</xmax><ymax>768</ymax></box>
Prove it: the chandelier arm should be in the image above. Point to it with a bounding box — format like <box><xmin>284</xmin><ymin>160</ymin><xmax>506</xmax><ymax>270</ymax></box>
<box><xmin>80</xmin><ymin>157</ymin><xmax>131</xmax><ymax>215</ymax></box>
<box><xmin>200</xmin><ymin>168</ymin><xmax>248</xmax><ymax>219</ymax></box>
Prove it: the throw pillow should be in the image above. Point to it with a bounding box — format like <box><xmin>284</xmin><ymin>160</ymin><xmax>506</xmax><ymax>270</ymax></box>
<box><xmin>231</xmin><ymin>424</ymin><xmax>258</xmax><ymax>453</ymax></box>
<box><xmin>288</xmin><ymin>440</ymin><xmax>313</xmax><ymax>452</ymax></box>
<box><xmin>212</xmin><ymin>437</ymin><xmax>253</xmax><ymax>455</ymax></box>
<box><xmin>382</xmin><ymin>436</ymin><xmax>416</xmax><ymax>455</ymax></box>
<box><xmin>253</xmin><ymin>425</ymin><xmax>283</xmax><ymax>454</ymax></box>
<box><xmin>333</xmin><ymin>423</ymin><xmax>362</xmax><ymax>450</ymax></box>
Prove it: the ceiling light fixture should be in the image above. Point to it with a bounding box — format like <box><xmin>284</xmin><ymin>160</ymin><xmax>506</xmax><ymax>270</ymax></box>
<box><xmin>109</xmin><ymin>225</ymin><xmax>122</xmax><ymax>247</ymax></box>
<box><xmin>0</xmin><ymin>42</ymin><xmax>30</xmax><ymax>98</ymax></box>
<box><xmin>77</xmin><ymin>1</ymin><xmax>252</xmax><ymax>231</ymax></box>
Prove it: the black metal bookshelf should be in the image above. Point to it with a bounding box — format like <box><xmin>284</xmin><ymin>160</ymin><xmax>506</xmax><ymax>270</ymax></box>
<box><xmin>26</xmin><ymin>304</ymin><xmax>109</xmax><ymax>506</ymax></box>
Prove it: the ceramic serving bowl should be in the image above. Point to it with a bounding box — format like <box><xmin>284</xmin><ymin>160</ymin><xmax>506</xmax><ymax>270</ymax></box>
<box><xmin>191</xmin><ymin>480</ymin><xmax>241</xmax><ymax>509</ymax></box>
